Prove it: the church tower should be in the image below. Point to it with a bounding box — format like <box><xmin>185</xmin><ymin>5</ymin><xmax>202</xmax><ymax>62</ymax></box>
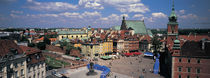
<box><xmin>120</xmin><ymin>16</ymin><xmax>127</xmax><ymax>30</ymax></box>
<box><xmin>167</xmin><ymin>0</ymin><xmax>178</xmax><ymax>43</ymax></box>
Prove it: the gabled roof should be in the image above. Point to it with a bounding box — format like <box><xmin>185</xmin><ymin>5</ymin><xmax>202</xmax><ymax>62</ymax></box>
<box><xmin>125</xmin><ymin>20</ymin><xmax>147</xmax><ymax>34</ymax></box>
<box><xmin>0</xmin><ymin>40</ymin><xmax>23</xmax><ymax>57</ymax></box>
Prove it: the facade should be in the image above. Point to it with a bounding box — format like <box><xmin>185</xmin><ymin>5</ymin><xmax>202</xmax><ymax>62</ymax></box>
<box><xmin>20</xmin><ymin>46</ymin><xmax>46</xmax><ymax>78</ymax></box>
<box><xmin>58</xmin><ymin>30</ymin><xmax>88</xmax><ymax>40</ymax></box>
<box><xmin>163</xmin><ymin>1</ymin><xmax>210</xmax><ymax>78</ymax></box>
<box><xmin>171</xmin><ymin>41</ymin><xmax>210</xmax><ymax>78</ymax></box>
<box><xmin>0</xmin><ymin>40</ymin><xmax>27</xmax><ymax>78</ymax></box>
<box><xmin>81</xmin><ymin>43</ymin><xmax>100</xmax><ymax>58</ymax></box>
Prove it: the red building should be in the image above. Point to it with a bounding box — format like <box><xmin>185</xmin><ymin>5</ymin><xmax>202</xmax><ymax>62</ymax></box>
<box><xmin>164</xmin><ymin>1</ymin><xmax>210</xmax><ymax>78</ymax></box>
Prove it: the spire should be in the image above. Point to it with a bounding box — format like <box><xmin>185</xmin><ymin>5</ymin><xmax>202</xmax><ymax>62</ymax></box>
<box><xmin>120</xmin><ymin>16</ymin><xmax>127</xmax><ymax>30</ymax></box>
<box><xmin>169</xmin><ymin>0</ymin><xmax>177</xmax><ymax>23</ymax></box>
<box><xmin>172</xmin><ymin>0</ymin><xmax>175</xmax><ymax>11</ymax></box>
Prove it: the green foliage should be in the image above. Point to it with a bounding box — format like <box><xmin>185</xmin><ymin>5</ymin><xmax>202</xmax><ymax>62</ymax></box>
<box><xmin>20</xmin><ymin>36</ymin><xmax>28</xmax><ymax>42</ymax></box>
<box><xmin>44</xmin><ymin>37</ymin><xmax>51</xmax><ymax>45</ymax></box>
<box><xmin>28</xmin><ymin>43</ymin><xmax>35</xmax><ymax>47</ymax></box>
<box><xmin>37</xmin><ymin>42</ymin><xmax>46</xmax><ymax>50</ymax></box>
<box><xmin>65</xmin><ymin>43</ymin><xmax>75</xmax><ymax>55</ymax></box>
<box><xmin>151</xmin><ymin>35</ymin><xmax>162</xmax><ymax>56</ymax></box>
<box><xmin>45</xmin><ymin>56</ymin><xmax>69</xmax><ymax>68</ymax></box>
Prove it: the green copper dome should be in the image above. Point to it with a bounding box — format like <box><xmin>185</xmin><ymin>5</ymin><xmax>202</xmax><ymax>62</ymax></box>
<box><xmin>174</xmin><ymin>39</ymin><xmax>180</xmax><ymax>43</ymax></box>
<box><xmin>168</xmin><ymin>0</ymin><xmax>177</xmax><ymax>23</ymax></box>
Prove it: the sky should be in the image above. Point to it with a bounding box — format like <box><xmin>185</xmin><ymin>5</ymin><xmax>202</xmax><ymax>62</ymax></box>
<box><xmin>0</xmin><ymin>0</ymin><xmax>210</xmax><ymax>29</ymax></box>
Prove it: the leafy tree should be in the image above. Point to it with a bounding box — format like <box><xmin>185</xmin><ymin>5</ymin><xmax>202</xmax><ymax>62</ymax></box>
<box><xmin>65</xmin><ymin>43</ymin><xmax>74</xmax><ymax>55</ymax></box>
<box><xmin>151</xmin><ymin>35</ymin><xmax>162</xmax><ymax>56</ymax></box>
<box><xmin>37</xmin><ymin>42</ymin><xmax>46</xmax><ymax>50</ymax></box>
<box><xmin>28</xmin><ymin>43</ymin><xmax>35</xmax><ymax>47</ymax></box>
<box><xmin>44</xmin><ymin>37</ymin><xmax>51</xmax><ymax>45</ymax></box>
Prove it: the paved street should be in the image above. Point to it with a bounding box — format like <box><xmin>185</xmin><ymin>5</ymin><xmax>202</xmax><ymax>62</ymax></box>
<box><xmin>97</xmin><ymin>55</ymin><xmax>164</xmax><ymax>78</ymax></box>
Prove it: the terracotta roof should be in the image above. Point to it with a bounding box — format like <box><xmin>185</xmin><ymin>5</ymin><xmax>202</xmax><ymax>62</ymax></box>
<box><xmin>179</xmin><ymin>35</ymin><xmax>210</xmax><ymax>41</ymax></box>
<box><xmin>19</xmin><ymin>45</ymin><xmax>41</xmax><ymax>55</ymax></box>
<box><xmin>19</xmin><ymin>45</ymin><xmax>45</xmax><ymax>65</ymax></box>
<box><xmin>46</xmin><ymin>45</ymin><xmax>65</xmax><ymax>54</ymax></box>
<box><xmin>0</xmin><ymin>40</ymin><xmax>23</xmax><ymax>57</ymax></box>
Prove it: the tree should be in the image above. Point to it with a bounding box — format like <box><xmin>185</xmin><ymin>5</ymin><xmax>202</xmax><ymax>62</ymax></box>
<box><xmin>44</xmin><ymin>37</ymin><xmax>51</xmax><ymax>45</ymax></box>
<box><xmin>151</xmin><ymin>35</ymin><xmax>162</xmax><ymax>56</ymax></box>
<box><xmin>28</xmin><ymin>43</ymin><xmax>35</xmax><ymax>47</ymax></box>
<box><xmin>65</xmin><ymin>43</ymin><xmax>74</xmax><ymax>55</ymax></box>
<box><xmin>37</xmin><ymin>42</ymin><xmax>46</xmax><ymax>50</ymax></box>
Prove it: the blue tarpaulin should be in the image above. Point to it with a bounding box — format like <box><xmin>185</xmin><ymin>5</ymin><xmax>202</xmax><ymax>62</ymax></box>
<box><xmin>87</xmin><ymin>64</ymin><xmax>110</xmax><ymax>78</ymax></box>
<box><xmin>144</xmin><ymin>52</ymin><xmax>153</xmax><ymax>56</ymax></box>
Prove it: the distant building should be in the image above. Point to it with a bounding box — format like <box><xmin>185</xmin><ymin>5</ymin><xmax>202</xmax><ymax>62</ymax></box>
<box><xmin>0</xmin><ymin>40</ymin><xmax>27</xmax><ymax>78</ymax></box>
<box><xmin>20</xmin><ymin>46</ymin><xmax>46</xmax><ymax>78</ymax></box>
<box><xmin>58</xmin><ymin>30</ymin><xmax>88</xmax><ymax>40</ymax></box>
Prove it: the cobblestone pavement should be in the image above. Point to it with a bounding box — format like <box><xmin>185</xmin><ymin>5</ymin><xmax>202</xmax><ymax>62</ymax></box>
<box><xmin>97</xmin><ymin>55</ymin><xmax>164</xmax><ymax>78</ymax></box>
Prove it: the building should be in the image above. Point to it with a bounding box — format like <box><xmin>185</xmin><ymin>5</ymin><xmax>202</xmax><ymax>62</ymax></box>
<box><xmin>20</xmin><ymin>46</ymin><xmax>46</xmax><ymax>78</ymax></box>
<box><xmin>81</xmin><ymin>43</ymin><xmax>100</xmax><ymax>58</ymax></box>
<box><xmin>0</xmin><ymin>40</ymin><xmax>27</xmax><ymax>78</ymax></box>
<box><xmin>113</xmin><ymin>16</ymin><xmax>148</xmax><ymax>35</ymax></box>
<box><xmin>162</xmin><ymin>1</ymin><xmax>210</xmax><ymax>78</ymax></box>
<box><xmin>113</xmin><ymin>16</ymin><xmax>140</xmax><ymax>53</ymax></box>
<box><xmin>171</xmin><ymin>40</ymin><xmax>210</xmax><ymax>78</ymax></box>
<box><xmin>58</xmin><ymin>30</ymin><xmax>88</xmax><ymax>40</ymax></box>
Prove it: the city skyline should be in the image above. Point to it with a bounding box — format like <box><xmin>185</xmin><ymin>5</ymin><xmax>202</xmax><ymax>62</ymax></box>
<box><xmin>0</xmin><ymin>0</ymin><xmax>210</xmax><ymax>28</ymax></box>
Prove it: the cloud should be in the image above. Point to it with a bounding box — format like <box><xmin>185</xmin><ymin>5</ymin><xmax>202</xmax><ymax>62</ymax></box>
<box><xmin>103</xmin><ymin>0</ymin><xmax>140</xmax><ymax>5</ymax></box>
<box><xmin>79</xmin><ymin>0</ymin><xmax>104</xmax><ymax>9</ymax></box>
<box><xmin>78</xmin><ymin>0</ymin><xmax>149</xmax><ymax>13</ymax></box>
<box><xmin>152</xmin><ymin>12</ymin><xmax>167</xmax><ymax>18</ymax></box>
<box><xmin>179</xmin><ymin>14</ymin><xmax>198</xmax><ymax>19</ymax></box>
<box><xmin>179</xmin><ymin>10</ymin><xmax>185</xmax><ymax>14</ymax></box>
<box><xmin>103</xmin><ymin>0</ymin><xmax>149</xmax><ymax>13</ymax></box>
<box><xmin>26</xmin><ymin>0</ymin><xmax>78</xmax><ymax>11</ymax></box>
<box><xmin>117</xmin><ymin>3</ymin><xmax>149</xmax><ymax>13</ymax></box>
<box><xmin>11</xmin><ymin>10</ymin><xmax>23</xmax><ymax>14</ymax></box>
<box><xmin>133</xmin><ymin>14</ymin><xmax>144</xmax><ymax>18</ymax></box>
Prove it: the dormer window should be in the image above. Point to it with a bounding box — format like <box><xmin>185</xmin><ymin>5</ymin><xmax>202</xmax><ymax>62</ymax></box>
<box><xmin>10</xmin><ymin>48</ymin><xmax>18</xmax><ymax>55</ymax></box>
<box><xmin>36</xmin><ymin>54</ymin><xmax>40</xmax><ymax>59</ymax></box>
<box><xmin>27</xmin><ymin>57</ymin><xmax>31</xmax><ymax>62</ymax></box>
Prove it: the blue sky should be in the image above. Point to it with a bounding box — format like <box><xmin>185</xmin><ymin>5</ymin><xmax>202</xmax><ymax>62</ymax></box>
<box><xmin>0</xmin><ymin>0</ymin><xmax>210</xmax><ymax>28</ymax></box>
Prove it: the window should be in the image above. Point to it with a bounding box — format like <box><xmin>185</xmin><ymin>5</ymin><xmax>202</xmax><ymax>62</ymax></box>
<box><xmin>21</xmin><ymin>61</ymin><xmax>24</xmax><ymax>66</ymax></box>
<box><xmin>178</xmin><ymin>67</ymin><xmax>182</xmax><ymax>72</ymax></box>
<box><xmin>21</xmin><ymin>69</ymin><xmax>24</xmax><ymax>76</ymax></box>
<box><xmin>188</xmin><ymin>58</ymin><xmax>191</xmax><ymax>63</ymax></box>
<box><xmin>15</xmin><ymin>71</ymin><xmax>18</xmax><ymax>77</ymax></box>
<box><xmin>187</xmin><ymin>75</ymin><xmax>190</xmax><ymax>78</ymax></box>
<box><xmin>179</xmin><ymin>74</ymin><xmax>181</xmax><ymax>78</ymax></box>
<box><xmin>72</xmin><ymin>36</ymin><xmax>73</xmax><ymax>38</ymax></box>
<box><xmin>179</xmin><ymin>58</ymin><xmax>182</xmax><ymax>62</ymax></box>
<box><xmin>81</xmin><ymin>35</ymin><xmax>82</xmax><ymax>37</ymax></box>
<box><xmin>187</xmin><ymin>67</ymin><xmax>191</xmax><ymax>72</ymax></box>
<box><xmin>14</xmin><ymin>63</ymin><xmax>18</xmax><ymax>68</ymax></box>
<box><xmin>197</xmin><ymin>59</ymin><xmax>200</xmax><ymax>64</ymax></box>
<box><xmin>196</xmin><ymin>68</ymin><xmax>200</xmax><ymax>73</ymax></box>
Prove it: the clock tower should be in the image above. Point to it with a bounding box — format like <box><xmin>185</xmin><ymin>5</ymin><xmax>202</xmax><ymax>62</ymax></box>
<box><xmin>167</xmin><ymin>0</ymin><xmax>178</xmax><ymax>42</ymax></box>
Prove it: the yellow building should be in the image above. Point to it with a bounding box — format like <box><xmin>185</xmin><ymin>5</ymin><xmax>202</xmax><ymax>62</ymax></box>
<box><xmin>99</xmin><ymin>41</ymin><xmax>113</xmax><ymax>55</ymax></box>
<box><xmin>58</xmin><ymin>31</ymin><xmax>88</xmax><ymax>40</ymax></box>
<box><xmin>81</xmin><ymin>43</ymin><xmax>100</xmax><ymax>58</ymax></box>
